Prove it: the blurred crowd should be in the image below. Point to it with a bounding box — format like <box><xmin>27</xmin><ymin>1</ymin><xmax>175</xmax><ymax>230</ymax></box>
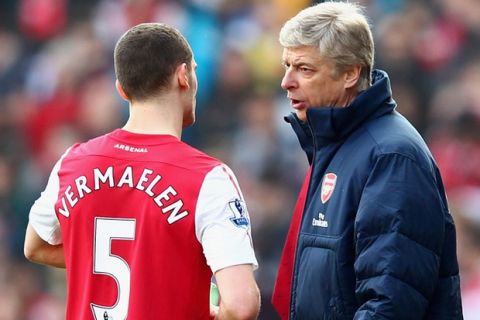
<box><xmin>1</xmin><ymin>0</ymin><xmax>480</xmax><ymax>319</ymax></box>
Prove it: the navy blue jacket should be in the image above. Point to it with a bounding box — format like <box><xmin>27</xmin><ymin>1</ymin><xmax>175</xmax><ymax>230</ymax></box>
<box><xmin>286</xmin><ymin>70</ymin><xmax>463</xmax><ymax>319</ymax></box>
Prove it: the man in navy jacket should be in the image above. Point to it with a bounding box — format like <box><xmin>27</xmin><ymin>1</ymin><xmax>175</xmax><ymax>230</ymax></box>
<box><xmin>272</xmin><ymin>2</ymin><xmax>463</xmax><ymax>319</ymax></box>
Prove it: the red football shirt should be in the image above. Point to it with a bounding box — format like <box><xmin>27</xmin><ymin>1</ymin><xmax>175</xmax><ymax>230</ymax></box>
<box><xmin>29</xmin><ymin>129</ymin><xmax>257</xmax><ymax>319</ymax></box>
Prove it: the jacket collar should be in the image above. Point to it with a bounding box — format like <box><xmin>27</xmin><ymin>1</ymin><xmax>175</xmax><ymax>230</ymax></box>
<box><xmin>285</xmin><ymin>69</ymin><xmax>396</xmax><ymax>161</ymax></box>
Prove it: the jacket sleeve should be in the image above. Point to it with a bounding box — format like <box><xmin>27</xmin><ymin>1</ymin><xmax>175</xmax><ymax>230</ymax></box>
<box><xmin>353</xmin><ymin>153</ymin><xmax>461</xmax><ymax>319</ymax></box>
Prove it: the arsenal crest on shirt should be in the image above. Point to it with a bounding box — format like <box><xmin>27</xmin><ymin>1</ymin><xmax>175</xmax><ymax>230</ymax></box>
<box><xmin>321</xmin><ymin>173</ymin><xmax>337</xmax><ymax>204</ymax></box>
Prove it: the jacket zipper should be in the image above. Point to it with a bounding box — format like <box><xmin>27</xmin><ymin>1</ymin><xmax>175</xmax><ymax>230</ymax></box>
<box><xmin>289</xmin><ymin>114</ymin><xmax>317</xmax><ymax>319</ymax></box>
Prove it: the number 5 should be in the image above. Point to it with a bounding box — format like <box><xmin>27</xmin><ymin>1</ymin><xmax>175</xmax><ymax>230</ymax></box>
<box><xmin>91</xmin><ymin>218</ymin><xmax>136</xmax><ymax>320</ymax></box>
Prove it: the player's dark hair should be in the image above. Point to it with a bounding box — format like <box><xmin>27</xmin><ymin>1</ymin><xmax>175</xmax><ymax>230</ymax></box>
<box><xmin>114</xmin><ymin>23</ymin><xmax>193</xmax><ymax>101</ymax></box>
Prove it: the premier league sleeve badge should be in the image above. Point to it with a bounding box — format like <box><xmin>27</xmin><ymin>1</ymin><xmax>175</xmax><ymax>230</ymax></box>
<box><xmin>228</xmin><ymin>198</ymin><xmax>249</xmax><ymax>228</ymax></box>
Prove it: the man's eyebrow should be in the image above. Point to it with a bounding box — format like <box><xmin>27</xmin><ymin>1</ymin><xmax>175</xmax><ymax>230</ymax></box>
<box><xmin>288</xmin><ymin>60</ymin><xmax>316</xmax><ymax>68</ymax></box>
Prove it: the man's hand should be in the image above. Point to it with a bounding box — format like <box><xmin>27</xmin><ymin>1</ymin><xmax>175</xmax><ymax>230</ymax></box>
<box><xmin>210</xmin><ymin>304</ymin><xmax>220</xmax><ymax>319</ymax></box>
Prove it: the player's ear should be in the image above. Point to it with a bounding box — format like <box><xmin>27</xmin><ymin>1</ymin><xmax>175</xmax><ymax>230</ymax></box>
<box><xmin>343</xmin><ymin>64</ymin><xmax>361</xmax><ymax>89</ymax></box>
<box><xmin>115</xmin><ymin>79</ymin><xmax>130</xmax><ymax>101</ymax></box>
<box><xmin>176</xmin><ymin>63</ymin><xmax>190</xmax><ymax>90</ymax></box>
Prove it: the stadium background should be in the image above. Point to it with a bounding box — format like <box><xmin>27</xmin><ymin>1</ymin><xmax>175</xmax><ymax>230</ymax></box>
<box><xmin>1</xmin><ymin>0</ymin><xmax>480</xmax><ymax>318</ymax></box>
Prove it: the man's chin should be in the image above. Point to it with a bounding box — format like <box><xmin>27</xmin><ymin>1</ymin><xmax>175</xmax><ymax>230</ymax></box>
<box><xmin>295</xmin><ymin>110</ymin><xmax>307</xmax><ymax>122</ymax></box>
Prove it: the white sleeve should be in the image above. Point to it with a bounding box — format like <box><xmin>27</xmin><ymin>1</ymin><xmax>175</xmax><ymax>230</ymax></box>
<box><xmin>28</xmin><ymin>150</ymin><xmax>69</xmax><ymax>245</ymax></box>
<box><xmin>195</xmin><ymin>165</ymin><xmax>258</xmax><ymax>273</ymax></box>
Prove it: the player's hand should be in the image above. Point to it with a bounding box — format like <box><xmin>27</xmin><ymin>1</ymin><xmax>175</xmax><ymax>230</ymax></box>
<box><xmin>210</xmin><ymin>304</ymin><xmax>219</xmax><ymax>319</ymax></box>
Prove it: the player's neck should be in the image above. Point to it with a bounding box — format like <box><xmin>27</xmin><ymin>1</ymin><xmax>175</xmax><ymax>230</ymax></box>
<box><xmin>122</xmin><ymin>99</ymin><xmax>183</xmax><ymax>138</ymax></box>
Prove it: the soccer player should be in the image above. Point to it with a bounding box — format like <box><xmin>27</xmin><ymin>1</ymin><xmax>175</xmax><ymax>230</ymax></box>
<box><xmin>24</xmin><ymin>23</ymin><xmax>260</xmax><ymax>319</ymax></box>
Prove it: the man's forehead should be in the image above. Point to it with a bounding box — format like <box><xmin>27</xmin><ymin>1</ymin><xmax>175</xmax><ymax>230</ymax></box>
<box><xmin>282</xmin><ymin>46</ymin><xmax>322</xmax><ymax>63</ymax></box>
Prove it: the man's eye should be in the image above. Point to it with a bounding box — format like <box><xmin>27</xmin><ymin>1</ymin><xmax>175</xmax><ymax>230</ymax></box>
<box><xmin>299</xmin><ymin>67</ymin><xmax>310</xmax><ymax>72</ymax></box>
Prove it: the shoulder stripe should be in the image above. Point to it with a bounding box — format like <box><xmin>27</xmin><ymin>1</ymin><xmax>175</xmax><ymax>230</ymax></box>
<box><xmin>221</xmin><ymin>165</ymin><xmax>241</xmax><ymax>198</ymax></box>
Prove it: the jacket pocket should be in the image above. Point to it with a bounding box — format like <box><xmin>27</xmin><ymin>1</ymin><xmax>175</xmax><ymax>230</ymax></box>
<box><xmin>293</xmin><ymin>246</ymin><xmax>345</xmax><ymax>319</ymax></box>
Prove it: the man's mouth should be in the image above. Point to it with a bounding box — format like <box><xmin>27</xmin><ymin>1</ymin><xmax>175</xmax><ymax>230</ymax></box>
<box><xmin>290</xmin><ymin>98</ymin><xmax>306</xmax><ymax>109</ymax></box>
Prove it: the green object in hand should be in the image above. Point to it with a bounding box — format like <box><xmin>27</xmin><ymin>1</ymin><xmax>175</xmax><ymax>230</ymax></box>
<box><xmin>210</xmin><ymin>282</ymin><xmax>219</xmax><ymax>306</ymax></box>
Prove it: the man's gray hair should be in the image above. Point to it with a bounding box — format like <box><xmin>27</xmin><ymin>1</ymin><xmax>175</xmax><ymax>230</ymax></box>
<box><xmin>279</xmin><ymin>1</ymin><xmax>374</xmax><ymax>91</ymax></box>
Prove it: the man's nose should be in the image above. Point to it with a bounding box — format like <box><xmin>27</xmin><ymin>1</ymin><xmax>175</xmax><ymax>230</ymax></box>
<box><xmin>281</xmin><ymin>70</ymin><xmax>298</xmax><ymax>90</ymax></box>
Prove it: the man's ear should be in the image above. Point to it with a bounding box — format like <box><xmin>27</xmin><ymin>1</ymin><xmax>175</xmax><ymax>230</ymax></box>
<box><xmin>115</xmin><ymin>79</ymin><xmax>130</xmax><ymax>101</ymax></box>
<box><xmin>176</xmin><ymin>63</ymin><xmax>190</xmax><ymax>90</ymax></box>
<box><xmin>344</xmin><ymin>65</ymin><xmax>361</xmax><ymax>89</ymax></box>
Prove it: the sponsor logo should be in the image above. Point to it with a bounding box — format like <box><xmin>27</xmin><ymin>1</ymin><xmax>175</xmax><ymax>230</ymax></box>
<box><xmin>312</xmin><ymin>212</ymin><xmax>328</xmax><ymax>228</ymax></box>
<box><xmin>228</xmin><ymin>198</ymin><xmax>249</xmax><ymax>228</ymax></box>
<box><xmin>321</xmin><ymin>173</ymin><xmax>337</xmax><ymax>204</ymax></box>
